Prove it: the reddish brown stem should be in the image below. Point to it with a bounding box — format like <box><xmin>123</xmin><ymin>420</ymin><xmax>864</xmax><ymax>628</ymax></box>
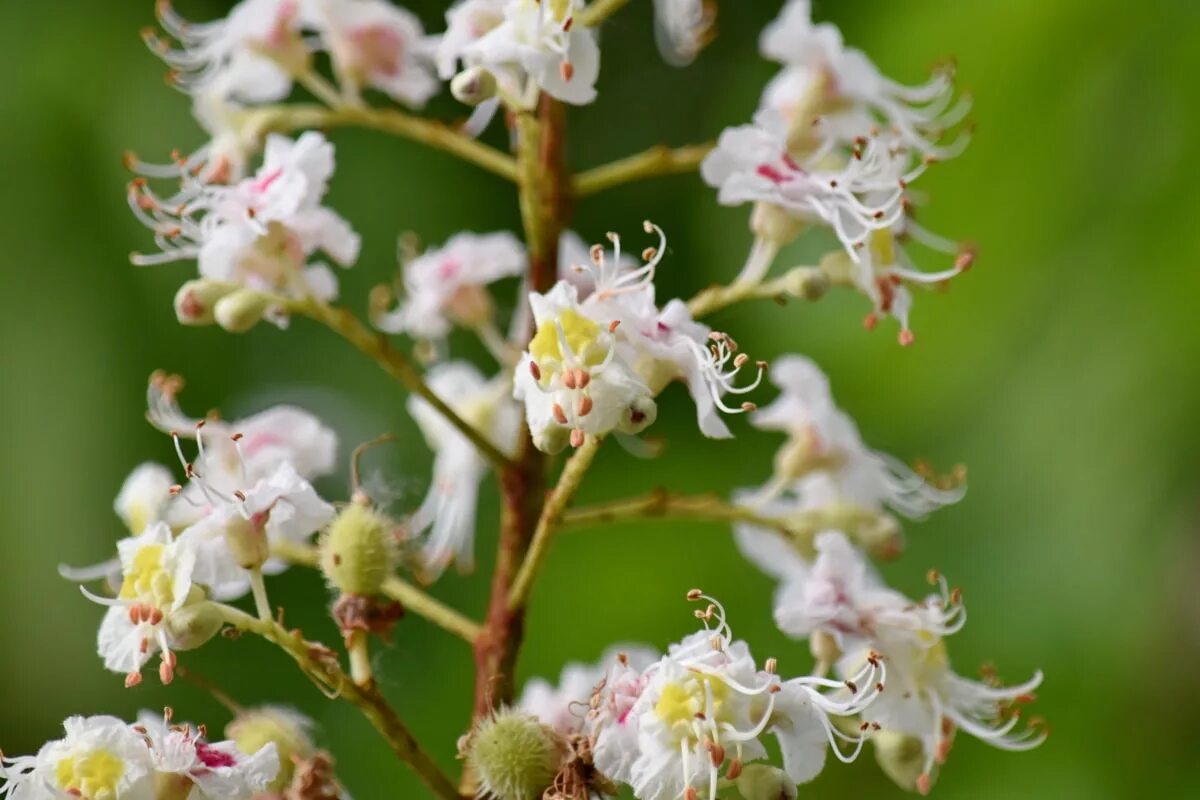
<box><xmin>470</xmin><ymin>97</ymin><xmax>568</xmax><ymax>719</ymax></box>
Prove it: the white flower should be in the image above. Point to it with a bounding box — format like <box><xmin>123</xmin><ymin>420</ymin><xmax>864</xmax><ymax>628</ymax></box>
<box><xmin>407</xmin><ymin>362</ymin><xmax>520</xmax><ymax>578</ymax></box>
<box><xmin>514</xmin><ymin>282</ymin><xmax>657</xmax><ymax>453</ymax></box>
<box><xmin>701</xmin><ymin>110</ymin><xmax>927</xmax><ymax>259</ymax></box>
<box><xmin>129</xmin><ymin>132</ymin><xmax>360</xmax><ymax>316</ymax></box>
<box><xmin>820</xmin><ymin>226</ymin><xmax>974</xmax><ymax>345</ymax></box>
<box><xmin>569</xmin><ymin>224</ymin><xmax>767</xmax><ymax>439</ymax></box>
<box><xmin>433</xmin><ymin>0</ymin><xmax>510</xmax><ymax>80</ymax></box>
<box><xmin>0</xmin><ymin>715</ymin><xmax>156</xmax><ymax>800</ymax></box>
<box><xmin>519</xmin><ymin>645</ymin><xmax>658</xmax><ymax>737</ymax></box>
<box><xmin>587</xmin><ymin>594</ymin><xmax>884</xmax><ymax>800</ymax></box>
<box><xmin>652</xmin><ymin>0</ymin><xmax>714</xmax><ymax>67</ymax></box>
<box><xmin>316</xmin><ymin>0</ymin><xmax>439</xmax><ymax>106</ymax></box>
<box><xmin>145</xmin><ymin>373</ymin><xmax>338</xmax><ymax>525</ymax></box>
<box><xmin>146</xmin><ymin>0</ymin><xmax>313</xmax><ymax>103</ymax></box>
<box><xmin>85</xmin><ymin>522</ymin><xmax>200</xmax><ymax>687</ymax></box>
<box><xmin>137</xmin><ymin>711</ymin><xmax>280</xmax><ymax>800</ymax></box>
<box><xmin>759</xmin><ymin>1</ymin><xmax>970</xmax><ymax>158</ymax></box>
<box><xmin>745</xmin><ymin>355</ymin><xmax>964</xmax><ymax>518</ymax></box>
<box><xmin>463</xmin><ymin>0</ymin><xmax>601</xmax><ymax>106</ymax></box>
<box><xmin>557</xmin><ymin>229</ymin><xmax>634</xmax><ymax>298</ymax></box>
<box><xmin>376</xmin><ymin>231</ymin><xmax>526</xmax><ymax>340</ymax></box>
<box><xmin>176</xmin><ymin>459</ymin><xmax>335</xmax><ymax>600</ymax></box>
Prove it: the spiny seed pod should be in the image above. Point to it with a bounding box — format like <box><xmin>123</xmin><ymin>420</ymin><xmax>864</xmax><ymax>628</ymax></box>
<box><xmin>227</xmin><ymin>707</ymin><xmax>315</xmax><ymax>791</ymax></box>
<box><xmin>319</xmin><ymin>501</ymin><xmax>399</xmax><ymax>596</ymax></box>
<box><xmin>872</xmin><ymin>729</ymin><xmax>930</xmax><ymax>793</ymax></box>
<box><xmin>465</xmin><ymin>708</ymin><xmax>564</xmax><ymax>800</ymax></box>
<box><xmin>734</xmin><ymin>764</ymin><xmax>798</xmax><ymax>800</ymax></box>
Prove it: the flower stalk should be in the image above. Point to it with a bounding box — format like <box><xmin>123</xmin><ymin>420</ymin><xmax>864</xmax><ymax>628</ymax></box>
<box><xmin>573</xmin><ymin>142</ymin><xmax>714</xmax><ymax>197</ymax></box>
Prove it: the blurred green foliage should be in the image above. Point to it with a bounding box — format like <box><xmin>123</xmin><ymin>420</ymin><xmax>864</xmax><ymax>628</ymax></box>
<box><xmin>2</xmin><ymin>1</ymin><xmax>1199</xmax><ymax>798</ymax></box>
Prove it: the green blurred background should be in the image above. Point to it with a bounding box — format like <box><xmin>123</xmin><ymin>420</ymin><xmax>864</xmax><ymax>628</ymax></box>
<box><xmin>2</xmin><ymin>0</ymin><xmax>1198</xmax><ymax>797</ymax></box>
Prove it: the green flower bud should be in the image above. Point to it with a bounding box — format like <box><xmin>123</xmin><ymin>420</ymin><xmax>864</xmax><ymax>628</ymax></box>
<box><xmin>781</xmin><ymin>266</ymin><xmax>829</xmax><ymax>301</ymax></box>
<box><xmin>227</xmin><ymin>707</ymin><xmax>315</xmax><ymax>792</ymax></box>
<box><xmin>319</xmin><ymin>502</ymin><xmax>399</xmax><ymax>596</ymax></box>
<box><xmin>223</xmin><ymin>513</ymin><xmax>269</xmax><ymax>570</ymax></box>
<box><xmin>214</xmin><ymin>289</ymin><xmax>271</xmax><ymax>333</ymax></box>
<box><xmin>164</xmin><ymin>597</ymin><xmax>225</xmax><ymax>650</ymax></box>
<box><xmin>734</xmin><ymin>764</ymin><xmax>798</xmax><ymax>800</ymax></box>
<box><xmin>872</xmin><ymin>729</ymin><xmax>931</xmax><ymax>793</ymax></box>
<box><xmin>465</xmin><ymin>709</ymin><xmax>563</xmax><ymax>800</ymax></box>
<box><xmin>173</xmin><ymin>279</ymin><xmax>238</xmax><ymax>326</ymax></box>
<box><xmin>751</xmin><ymin>202</ymin><xmax>807</xmax><ymax>247</ymax></box>
<box><xmin>451</xmin><ymin>66</ymin><xmax>497</xmax><ymax>106</ymax></box>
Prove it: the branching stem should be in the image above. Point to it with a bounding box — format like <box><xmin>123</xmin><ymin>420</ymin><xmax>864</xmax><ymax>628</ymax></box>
<box><xmin>573</xmin><ymin>143</ymin><xmax>713</xmax><ymax>197</ymax></box>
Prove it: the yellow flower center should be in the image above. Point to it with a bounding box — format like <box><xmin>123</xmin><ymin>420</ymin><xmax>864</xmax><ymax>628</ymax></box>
<box><xmin>118</xmin><ymin>544</ymin><xmax>174</xmax><ymax>609</ymax></box>
<box><xmin>55</xmin><ymin>750</ymin><xmax>125</xmax><ymax>800</ymax></box>
<box><xmin>529</xmin><ymin>309</ymin><xmax>606</xmax><ymax>377</ymax></box>
<box><xmin>654</xmin><ymin>674</ymin><xmax>731</xmax><ymax>731</ymax></box>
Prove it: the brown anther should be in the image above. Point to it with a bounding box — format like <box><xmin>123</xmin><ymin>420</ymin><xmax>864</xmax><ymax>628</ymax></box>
<box><xmin>769</xmin><ymin>683</ymin><xmax>781</xmax><ymax>693</ymax></box>
<box><xmin>139</xmin><ymin>639</ymin><xmax>149</xmax><ymax>654</ymax></box>
<box><xmin>927</xmin><ymin>569</ymin><xmax>941</xmax><ymax>585</ymax></box>
<box><xmin>710</xmin><ymin>636</ymin><xmax>723</xmax><ymax>651</ymax></box>
<box><xmin>589</xmin><ymin>243</ymin><xmax>604</xmax><ymax>264</ymax></box>
<box><xmin>562</xmin><ymin>15</ymin><xmax>574</xmax><ymax>31</ymax></box>
<box><xmin>608</xmin><ymin>319</ymin><xmax>620</xmax><ymax>333</ymax></box>
<box><xmin>563</xmin><ymin>370</ymin><xmax>578</xmax><ymax>389</ymax></box>
<box><xmin>552</xmin><ymin>403</ymin><xmax>568</xmax><ymax>424</ymax></box>
<box><xmin>617</xmin><ymin>652</ymin><xmax>629</xmax><ymax>665</ymax></box>
<box><xmin>924</xmin><ymin>154</ymin><xmax>939</xmax><ymax>165</ymax></box>
<box><xmin>734</xmin><ymin>353</ymin><xmax>749</xmax><ymax>368</ymax></box>
<box><xmin>642</xmin><ymin>247</ymin><xmax>657</xmax><ymax>261</ymax></box>
<box><xmin>876</xmin><ymin>682</ymin><xmax>885</xmax><ymax>692</ymax></box>
<box><xmin>684</xmin><ymin>787</ymin><xmax>698</xmax><ymax>800</ymax></box>
<box><xmin>950</xmin><ymin>587</ymin><xmax>963</xmax><ymax>604</ymax></box>
<box><xmin>168</xmin><ymin>484</ymin><xmax>182</xmax><ymax>495</ymax></box>
<box><xmin>845</xmin><ymin>680</ymin><xmax>859</xmax><ymax>693</ymax></box>
<box><xmin>560</xmin><ymin>60</ymin><xmax>575</xmax><ymax>82</ymax></box>
<box><xmin>125</xmin><ymin>671</ymin><xmax>143</xmax><ymax>688</ymax></box>
<box><xmin>726</xmin><ymin>759</ymin><xmax>743</xmax><ymax>780</ymax></box>
<box><xmin>955</xmin><ymin>247</ymin><xmax>976</xmax><ymax>272</ymax></box>
<box><xmin>569</xmin><ymin>429</ymin><xmax>585</xmax><ymax>448</ymax></box>
<box><xmin>830</xmin><ymin>179</ymin><xmax>839</xmax><ymax>188</ymax></box>
<box><xmin>860</xmin><ymin>722</ymin><xmax>871</xmax><ymax>731</ymax></box>
<box><xmin>705</xmin><ymin>740</ymin><xmax>725</xmax><ymax>766</ymax></box>
<box><xmin>686</xmin><ymin>588</ymin><xmax>703</xmax><ymax>600</ymax></box>
<box><xmin>529</xmin><ymin>360</ymin><xmax>542</xmax><ymax>381</ymax></box>
<box><xmin>148</xmin><ymin>608</ymin><xmax>164</xmax><ymax>626</ymax></box>
<box><xmin>576</xmin><ymin>369</ymin><xmax>590</xmax><ymax>389</ymax></box>
<box><xmin>231</xmin><ymin>432</ymin><xmax>244</xmax><ymax>442</ymax></box>
<box><xmin>577</xmin><ymin>395</ymin><xmax>593</xmax><ymax>417</ymax></box>
<box><xmin>233</xmin><ymin>490</ymin><xmax>246</xmax><ymax>501</ymax></box>
<box><xmin>872</xmin><ymin>722</ymin><xmax>881</xmax><ymax>730</ymax></box>
<box><xmin>764</xmin><ymin>657</ymin><xmax>778</xmax><ymax>674</ymax></box>
<box><xmin>740</xmin><ymin>402</ymin><xmax>757</xmax><ymax>412</ymax></box>
<box><xmin>332</xmin><ymin>553</ymin><xmax>342</xmax><ymax>566</ymax></box>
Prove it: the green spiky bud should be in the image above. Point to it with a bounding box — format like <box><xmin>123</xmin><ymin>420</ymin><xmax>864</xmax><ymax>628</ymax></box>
<box><xmin>319</xmin><ymin>501</ymin><xmax>398</xmax><ymax>596</ymax></box>
<box><xmin>465</xmin><ymin>709</ymin><xmax>563</xmax><ymax>800</ymax></box>
<box><xmin>227</xmin><ymin>707</ymin><xmax>315</xmax><ymax>791</ymax></box>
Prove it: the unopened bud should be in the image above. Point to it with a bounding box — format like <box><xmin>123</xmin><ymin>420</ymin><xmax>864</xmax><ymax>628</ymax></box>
<box><xmin>227</xmin><ymin>707</ymin><xmax>315</xmax><ymax>791</ymax></box>
<box><xmin>173</xmin><ymin>279</ymin><xmax>237</xmax><ymax>325</ymax></box>
<box><xmin>319</xmin><ymin>501</ymin><xmax>399</xmax><ymax>596</ymax></box>
<box><xmin>164</xmin><ymin>597</ymin><xmax>225</xmax><ymax>651</ymax></box>
<box><xmin>782</xmin><ymin>267</ymin><xmax>829</xmax><ymax>301</ymax></box>
<box><xmin>464</xmin><ymin>708</ymin><xmax>563</xmax><ymax>800</ymax></box>
<box><xmin>223</xmin><ymin>513</ymin><xmax>269</xmax><ymax>570</ymax></box>
<box><xmin>214</xmin><ymin>289</ymin><xmax>271</xmax><ymax>333</ymax></box>
<box><xmin>734</xmin><ymin>764</ymin><xmax>798</xmax><ymax>800</ymax></box>
<box><xmin>817</xmin><ymin>249</ymin><xmax>854</xmax><ymax>285</ymax></box>
<box><xmin>451</xmin><ymin>66</ymin><xmax>498</xmax><ymax>106</ymax></box>
<box><xmin>872</xmin><ymin>730</ymin><xmax>930</xmax><ymax>793</ymax></box>
<box><xmin>751</xmin><ymin>202</ymin><xmax>806</xmax><ymax>247</ymax></box>
<box><xmin>809</xmin><ymin>629</ymin><xmax>841</xmax><ymax>667</ymax></box>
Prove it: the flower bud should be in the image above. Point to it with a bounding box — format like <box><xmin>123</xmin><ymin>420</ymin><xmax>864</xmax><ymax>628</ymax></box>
<box><xmin>173</xmin><ymin>279</ymin><xmax>237</xmax><ymax>325</ymax></box>
<box><xmin>809</xmin><ymin>629</ymin><xmax>842</xmax><ymax>667</ymax></box>
<box><xmin>734</xmin><ymin>764</ymin><xmax>798</xmax><ymax>800</ymax></box>
<box><xmin>319</xmin><ymin>501</ymin><xmax>399</xmax><ymax>596</ymax></box>
<box><xmin>227</xmin><ymin>707</ymin><xmax>315</xmax><ymax>792</ymax></box>
<box><xmin>854</xmin><ymin>513</ymin><xmax>904</xmax><ymax>561</ymax></box>
<box><xmin>224</xmin><ymin>514</ymin><xmax>269</xmax><ymax>570</ymax></box>
<box><xmin>782</xmin><ymin>266</ymin><xmax>829</xmax><ymax>301</ymax></box>
<box><xmin>214</xmin><ymin>289</ymin><xmax>271</xmax><ymax>333</ymax></box>
<box><xmin>464</xmin><ymin>709</ymin><xmax>563</xmax><ymax>800</ymax></box>
<box><xmin>451</xmin><ymin>66</ymin><xmax>497</xmax><ymax>106</ymax></box>
<box><xmin>872</xmin><ymin>730</ymin><xmax>930</xmax><ymax>793</ymax></box>
<box><xmin>164</xmin><ymin>597</ymin><xmax>225</xmax><ymax>650</ymax></box>
<box><xmin>751</xmin><ymin>202</ymin><xmax>806</xmax><ymax>247</ymax></box>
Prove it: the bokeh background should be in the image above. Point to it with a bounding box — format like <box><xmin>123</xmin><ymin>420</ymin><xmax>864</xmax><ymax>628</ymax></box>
<box><xmin>3</xmin><ymin>0</ymin><xmax>1199</xmax><ymax>797</ymax></box>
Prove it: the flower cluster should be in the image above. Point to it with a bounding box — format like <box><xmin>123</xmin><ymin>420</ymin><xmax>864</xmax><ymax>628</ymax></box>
<box><xmin>0</xmin><ymin>710</ymin><xmax>279</xmax><ymax>800</ymax></box>
<box><xmin>12</xmin><ymin>2</ymin><xmax>1048</xmax><ymax>800</ymax></box>
<box><xmin>701</xmin><ymin>0</ymin><xmax>975</xmax><ymax>344</ymax></box>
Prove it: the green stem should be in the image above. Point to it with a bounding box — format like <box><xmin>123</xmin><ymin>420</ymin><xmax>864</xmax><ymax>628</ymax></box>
<box><xmin>269</xmin><ymin>541</ymin><xmax>482</xmax><ymax>643</ymax></box>
<box><xmin>215</xmin><ymin>605</ymin><xmax>462</xmax><ymax>800</ymax></box>
<box><xmin>573</xmin><ymin>143</ymin><xmax>713</xmax><ymax>197</ymax></box>
<box><xmin>280</xmin><ymin>297</ymin><xmax>514</xmax><ymax>471</ymax></box>
<box><xmin>245</xmin><ymin>104</ymin><xmax>519</xmax><ymax>182</ymax></box>
<box><xmin>248</xmin><ymin>568</ymin><xmax>272</xmax><ymax>621</ymax></box>
<box><xmin>688</xmin><ymin>267</ymin><xmax>828</xmax><ymax>318</ymax></box>
<box><xmin>507</xmin><ymin>436</ymin><xmax>603</xmax><ymax>611</ymax></box>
